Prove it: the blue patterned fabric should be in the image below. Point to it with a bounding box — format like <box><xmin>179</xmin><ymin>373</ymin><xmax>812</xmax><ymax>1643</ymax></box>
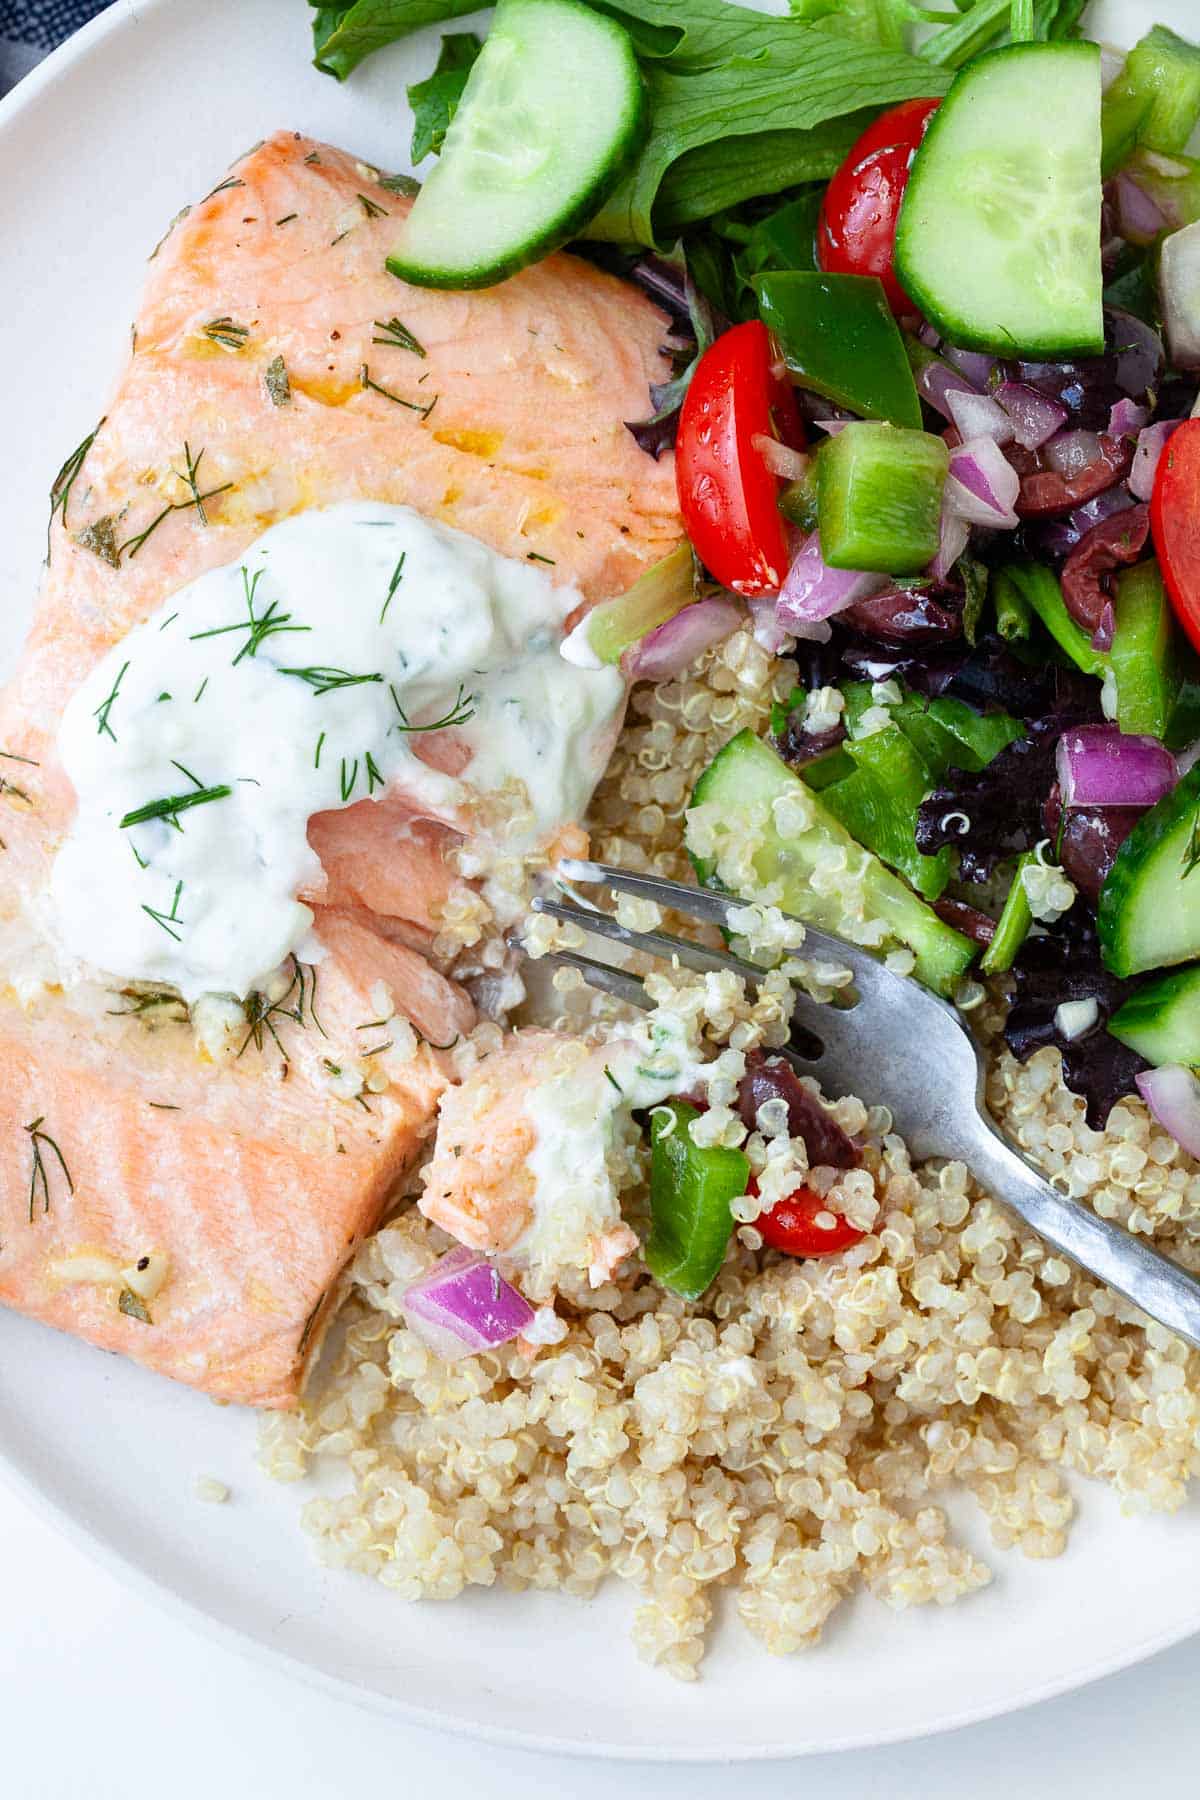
<box><xmin>0</xmin><ymin>0</ymin><xmax>112</xmax><ymax>95</ymax></box>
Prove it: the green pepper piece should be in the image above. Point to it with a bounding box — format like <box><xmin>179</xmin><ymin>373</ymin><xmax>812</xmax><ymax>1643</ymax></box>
<box><xmin>1102</xmin><ymin>25</ymin><xmax>1200</xmax><ymax>176</ymax></box>
<box><xmin>824</xmin><ymin>724</ymin><xmax>952</xmax><ymax>900</ymax></box>
<box><xmin>1111</xmin><ymin>559</ymin><xmax>1179</xmax><ymax>740</ymax></box>
<box><xmin>980</xmin><ymin>853</ymin><xmax>1036</xmax><ymax>976</ymax></box>
<box><xmin>992</xmin><ymin>568</ymin><xmax>1032</xmax><ymax>643</ymax></box>
<box><xmin>645</xmin><ymin>1101</ymin><xmax>749</xmax><ymax>1301</ymax></box>
<box><xmin>778</xmin><ymin>462</ymin><xmax>819</xmax><ymax>531</ymax></box>
<box><xmin>742</xmin><ymin>192</ymin><xmax>821</xmax><ymax>277</ymax></box>
<box><xmin>1002</xmin><ymin>562</ymin><xmax>1109</xmax><ymax>678</ymax></box>
<box><xmin>1168</xmin><ymin>677</ymin><xmax>1200</xmax><ymax>751</ymax></box>
<box><xmin>890</xmin><ymin>690</ymin><xmax>1024</xmax><ymax>776</ymax></box>
<box><xmin>817</xmin><ymin>423</ymin><xmax>948</xmax><ymax>574</ymax></box>
<box><xmin>755</xmin><ymin>272</ymin><xmax>922</xmax><ymax>430</ymax></box>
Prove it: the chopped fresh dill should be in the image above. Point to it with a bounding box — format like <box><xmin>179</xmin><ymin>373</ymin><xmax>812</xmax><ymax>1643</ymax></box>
<box><xmin>357</xmin><ymin>1019</ymin><xmax>391</xmax><ymax>1032</ymax></box>
<box><xmin>358</xmin><ymin>192</ymin><xmax>389</xmax><ymax>219</ymax></box>
<box><xmin>264</xmin><ymin>355</ymin><xmax>291</xmax><ymax>406</ymax></box>
<box><xmin>314</xmin><ymin>731</ymin><xmax>326</xmax><ymax>769</ymax></box>
<box><xmin>193</xmin><ymin>677</ymin><xmax>209</xmax><ymax>704</ymax></box>
<box><xmin>148</xmin><ymin>1102</ymin><xmax>181</xmax><ymax>1110</ymax></box>
<box><xmin>340</xmin><ymin>757</ymin><xmax>359</xmax><ymax>802</ymax></box>
<box><xmin>297</xmin><ymin>1291</ymin><xmax>325</xmax><ymax>1356</ymax></box>
<box><xmin>142</xmin><ymin>879</ymin><xmax>185</xmax><ymax>942</ymax></box>
<box><xmin>280</xmin><ymin>665</ymin><xmax>384</xmax><ymax>697</ymax></box>
<box><xmin>304</xmin><ymin>150</ymin><xmax>321</xmax><ymax>165</ymax></box>
<box><xmin>190</xmin><ymin>565</ymin><xmax>309</xmax><ymax>664</ymax></box>
<box><xmin>107</xmin><ymin>986</ymin><xmax>188</xmax><ymax>1022</ymax></box>
<box><xmin>359</xmin><ymin>363</ymin><xmax>437</xmax><ymax>417</ymax></box>
<box><xmin>0</xmin><ymin>751</ymin><xmax>39</xmax><ymax>767</ymax></box>
<box><xmin>159</xmin><ymin>613</ymin><xmax>178</xmax><ymax>632</ymax></box>
<box><xmin>331</xmin><ymin>230</ymin><xmax>350</xmax><ymax>246</ymax></box>
<box><xmin>47</xmin><ymin>416</ymin><xmax>104</xmax><ymax>558</ymax></box>
<box><xmin>202</xmin><ymin>175</ymin><xmax>245</xmax><ymax>202</ymax></box>
<box><xmin>118</xmin><ymin>1287</ymin><xmax>152</xmax><ymax>1325</ymax></box>
<box><xmin>156</xmin><ymin>691</ymin><xmax>172</xmax><ymax>703</ymax></box>
<box><xmin>129</xmin><ymin>839</ymin><xmax>147</xmax><ymax>869</ymax></box>
<box><xmin>1183</xmin><ymin>815</ymin><xmax>1200</xmax><ymax>880</ymax></box>
<box><xmin>372</xmin><ymin>316</ymin><xmax>425</xmax><ymax>358</ymax></box>
<box><xmin>24</xmin><ymin>1116</ymin><xmax>73</xmax><ymax>1223</ymax></box>
<box><xmin>604</xmin><ymin>1066</ymin><xmax>623</xmax><ymax>1094</ymax></box>
<box><xmin>120</xmin><ymin>783</ymin><xmax>231</xmax><ymax>830</ymax></box>
<box><xmin>171</xmin><ymin>759</ymin><xmax>204</xmax><ymax>788</ymax></box>
<box><xmin>527</xmin><ymin>552</ymin><xmax>556</xmax><ymax>565</ymax></box>
<box><xmin>93</xmin><ymin>660</ymin><xmax>130</xmax><ymax>741</ymax></box>
<box><xmin>275</xmin><ymin>212</ymin><xmax>298</xmax><ymax>226</ymax></box>
<box><xmin>381</xmin><ymin>553</ymin><xmax>405</xmax><ymax>624</ymax></box>
<box><xmin>379</xmin><ymin>172</ymin><xmax>419</xmax><ymax>195</ymax></box>
<box><xmin>239</xmin><ymin>955</ymin><xmax>325</xmax><ymax>1064</ymax></box>
<box><xmin>360</xmin><ymin>1040</ymin><xmax>393</xmax><ymax>1058</ymax></box>
<box><xmin>119</xmin><ymin>445</ymin><xmax>233</xmax><ymax>559</ymax></box>
<box><xmin>202</xmin><ymin>316</ymin><xmax>249</xmax><ymax>350</ymax></box>
<box><xmin>365</xmin><ymin>750</ymin><xmax>385</xmax><ymax>794</ymax></box>
<box><xmin>390</xmin><ymin>681</ymin><xmax>476</xmax><ymax>733</ymax></box>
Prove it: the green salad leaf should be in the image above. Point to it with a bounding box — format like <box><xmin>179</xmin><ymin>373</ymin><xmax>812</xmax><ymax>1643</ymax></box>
<box><xmin>407</xmin><ymin>31</ymin><xmax>481</xmax><ymax>162</ymax></box>
<box><xmin>310</xmin><ymin>0</ymin><xmax>481</xmax><ymax>80</ymax></box>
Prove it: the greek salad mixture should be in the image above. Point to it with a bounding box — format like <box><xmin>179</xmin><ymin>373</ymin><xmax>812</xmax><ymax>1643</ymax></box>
<box><xmin>261</xmin><ymin>0</ymin><xmax>1200</xmax><ymax>1669</ymax></box>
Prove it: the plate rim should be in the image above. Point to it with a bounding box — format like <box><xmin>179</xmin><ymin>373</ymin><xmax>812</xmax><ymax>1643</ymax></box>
<box><xmin>1</xmin><ymin>0</ymin><xmax>1198</xmax><ymax>1761</ymax></box>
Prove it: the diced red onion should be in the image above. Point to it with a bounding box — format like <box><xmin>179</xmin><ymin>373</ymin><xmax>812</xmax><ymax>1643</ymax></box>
<box><xmin>751</xmin><ymin>432</ymin><xmax>809</xmax><ymax>482</ymax></box>
<box><xmin>930</xmin><ymin>498</ymin><xmax>970</xmax><ymax>583</ymax></box>
<box><xmin>993</xmin><ymin>381</ymin><xmax>1068</xmax><ymax>450</ymax></box>
<box><xmin>1136</xmin><ymin>1064</ymin><xmax>1200</xmax><ymax>1157</ymax></box>
<box><xmin>1055</xmin><ymin>724</ymin><xmax>1177</xmax><ymax>809</ymax></box>
<box><xmin>918</xmin><ymin>322</ymin><xmax>941</xmax><ymax>349</ymax></box>
<box><xmin>1160</xmin><ymin>222</ymin><xmax>1200</xmax><ymax>371</ymax></box>
<box><xmin>747</xmin><ymin>592</ymin><xmax>800</xmax><ymax>652</ymax></box>
<box><xmin>942</xmin><ymin>345</ymin><xmax>995</xmax><ymax>389</ymax></box>
<box><xmin>1113</xmin><ymin>171</ymin><xmax>1167</xmax><ymax>245</ymax></box>
<box><xmin>625</xmin><ymin>596</ymin><xmax>742</xmax><ymax>681</ymax></box>
<box><xmin>1044</xmin><ymin>429</ymin><xmax>1105</xmax><ymax>478</ymax></box>
<box><xmin>1107</xmin><ymin>398</ymin><xmax>1151</xmax><ymax>440</ymax></box>
<box><xmin>401</xmin><ymin>1246</ymin><xmax>534</xmax><ymax>1359</ymax></box>
<box><xmin>945</xmin><ymin>437</ymin><xmax>1020</xmax><ymax>528</ymax></box>
<box><xmin>916</xmin><ymin>358</ymin><xmax>979</xmax><ymax>422</ymax></box>
<box><xmin>776</xmin><ymin>530</ymin><xmax>886</xmax><ymax>628</ymax></box>
<box><xmin>812</xmin><ymin>418</ymin><xmax>850</xmax><ymax>436</ymax></box>
<box><xmin>946</xmin><ymin>388</ymin><xmax>1014</xmax><ymax>445</ymax></box>
<box><xmin>1130</xmin><ymin>419</ymin><xmax>1182</xmax><ymax>500</ymax></box>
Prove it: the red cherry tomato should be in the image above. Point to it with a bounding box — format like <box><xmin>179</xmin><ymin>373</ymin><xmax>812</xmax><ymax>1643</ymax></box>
<box><xmin>753</xmin><ymin>1179</ymin><xmax>867</xmax><ymax>1258</ymax></box>
<box><xmin>675</xmin><ymin>320</ymin><xmax>801</xmax><ymax>599</ymax></box>
<box><xmin>818</xmin><ymin>97</ymin><xmax>941</xmax><ymax>317</ymax></box>
<box><xmin>1150</xmin><ymin>417</ymin><xmax>1200</xmax><ymax>655</ymax></box>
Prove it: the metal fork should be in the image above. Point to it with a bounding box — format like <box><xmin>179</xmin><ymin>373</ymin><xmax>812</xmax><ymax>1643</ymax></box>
<box><xmin>532</xmin><ymin>857</ymin><xmax>1200</xmax><ymax>1350</ymax></box>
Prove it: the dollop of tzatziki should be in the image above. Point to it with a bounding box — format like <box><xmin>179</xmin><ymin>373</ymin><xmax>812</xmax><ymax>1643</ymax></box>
<box><xmin>53</xmin><ymin>502</ymin><xmax>624</xmax><ymax>1002</ymax></box>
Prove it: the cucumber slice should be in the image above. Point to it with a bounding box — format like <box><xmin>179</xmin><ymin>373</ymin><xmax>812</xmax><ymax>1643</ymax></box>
<box><xmin>387</xmin><ymin>0</ymin><xmax>645</xmax><ymax>291</ymax></box>
<box><xmin>686</xmin><ymin>730</ymin><xmax>975</xmax><ymax>996</ymax></box>
<box><xmin>817</xmin><ymin>423</ymin><xmax>947</xmax><ymax>574</ymax></box>
<box><xmin>894</xmin><ymin>43</ymin><xmax>1104</xmax><ymax>357</ymax></box>
<box><xmin>1098</xmin><ymin>764</ymin><xmax>1200</xmax><ymax>978</ymax></box>
<box><xmin>1109</xmin><ymin>965</ymin><xmax>1200</xmax><ymax>1067</ymax></box>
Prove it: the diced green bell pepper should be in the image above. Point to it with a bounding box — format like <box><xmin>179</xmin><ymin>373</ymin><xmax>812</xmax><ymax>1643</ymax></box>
<box><xmin>645</xmin><ymin>1101</ymin><xmax>749</xmax><ymax>1301</ymax></box>
<box><xmin>1110</xmin><ymin>559</ymin><xmax>1178</xmax><ymax>740</ymax></box>
<box><xmin>754</xmin><ymin>271</ymin><xmax>922</xmax><ymax>430</ymax></box>
<box><xmin>979</xmin><ymin>852</ymin><xmax>1036</xmax><ymax>976</ymax></box>
<box><xmin>1001</xmin><ymin>562</ymin><xmax>1109</xmax><ymax>679</ymax></box>
<box><xmin>778</xmin><ymin>462</ymin><xmax>819</xmax><ymax>531</ymax></box>
<box><xmin>1102</xmin><ymin>25</ymin><xmax>1200</xmax><ymax>176</ymax></box>
<box><xmin>824</xmin><ymin>723</ymin><xmax>952</xmax><ymax>900</ymax></box>
<box><xmin>889</xmin><ymin>690</ymin><xmax>1024</xmax><ymax>775</ymax></box>
<box><xmin>991</xmin><ymin>568</ymin><xmax>1032</xmax><ymax>642</ymax></box>
<box><xmin>817</xmin><ymin>423</ymin><xmax>948</xmax><ymax>574</ymax></box>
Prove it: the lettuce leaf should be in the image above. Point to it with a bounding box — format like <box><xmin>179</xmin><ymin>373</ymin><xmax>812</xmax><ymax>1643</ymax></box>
<box><xmin>407</xmin><ymin>32</ymin><xmax>481</xmax><ymax>162</ymax></box>
<box><xmin>311</xmin><ymin>0</ymin><xmax>482</xmax><ymax>80</ymax></box>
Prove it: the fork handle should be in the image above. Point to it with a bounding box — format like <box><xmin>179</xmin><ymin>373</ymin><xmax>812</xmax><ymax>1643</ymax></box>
<box><xmin>965</xmin><ymin>1123</ymin><xmax>1200</xmax><ymax>1349</ymax></box>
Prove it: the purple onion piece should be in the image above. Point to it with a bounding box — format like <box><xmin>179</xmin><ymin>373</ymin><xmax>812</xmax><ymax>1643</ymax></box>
<box><xmin>994</xmin><ymin>381</ymin><xmax>1068</xmax><ymax>450</ymax></box>
<box><xmin>942</xmin><ymin>345</ymin><xmax>996</xmax><ymax>389</ymax></box>
<box><xmin>946</xmin><ymin>389</ymin><xmax>1014</xmax><ymax>445</ymax></box>
<box><xmin>1130</xmin><ymin>420</ymin><xmax>1183</xmax><ymax>501</ymax></box>
<box><xmin>1136</xmin><ymin>1065</ymin><xmax>1200</xmax><ymax>1156</ymax></box>
<box><xmin>777</xmin><ymin>531</ymin><xmax>885</xmax><ymax>627</ymax></box>
<box><xmin>1113</xmin><ymin>171</ymin><xmax>1168</xmax><ymax>245</ymax></box>
<box><xmin>401</xmin><ymin>1246</ymin><xmax>535</xmax><ymax>1359</ymax></box>
<box><xmin>1055</xmin><ymin>724</ymin><xmax>1177</xmax><ymax>809</ymax></box>
<box><xmin>624</xmin><ymin>596</ymin><xmax>742</xmax><ymax>682</ymax></box>
<box><xmin>945</xmin><ymin>438</ymin><xmax>1020</xmax><ymax>527</ymax></box>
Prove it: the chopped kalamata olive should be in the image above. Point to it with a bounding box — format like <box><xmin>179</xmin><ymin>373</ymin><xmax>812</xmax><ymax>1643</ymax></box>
<box><xmin>932</xmin><ymin>896</ymin><xmax>997</xmax><ymax>945</ymax></box>
<box><xmin>1014</xmin><ymin>433</ymin><xmax>1135</xmax><ymax>518</ymax></box>
<box><xmin>736</xmin><ymin>1049</ymin><xmax>860</xmax><ymax>1169</ymax></box>
<box><xmin>841</xmin><ymin>581</ymin><xmax>962</xmax><ymax>645</ymax></box>
<box><xmin>1060</xmin><ymin>502</ymin><xmax>1150</xmax><ymax>640</ymax></box>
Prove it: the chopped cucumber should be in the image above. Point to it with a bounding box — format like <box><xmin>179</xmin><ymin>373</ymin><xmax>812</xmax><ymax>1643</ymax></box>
<box><xmin>894</xmin><ymin>43</ymin><xmax>1104</xmax><ymax>356</ymax></box>
<box><xmin>686</xmin><ymin>730</ymin><xmax>975</xmax><ymax>996</ymax></box>
<box><xmin>571</xmin><ymin>544</ymin><xmax>696</xmax><ymax>665</ymax></box>
<box><xmin>1111</xmin><ymin>560</ymin><xmax>1178</xmax><ymax>741</ymax></box>
<box><xmin>387</xmin><ymin>0</ymin><xmax>645</xmax><ymax>290</ymax></box>
<box><xmin>1002</xmin><ymin>561</ymin><xmax>1108</xmax><ymax>679</ymax></box>
<box><xmin>1102</xmin><ymin>25</ymin><xmax>1200</xmax><ymax>175</ymax></box>
<box><xmin>778</xmin><ymin>466</ymin><xmax>819</xmax><ymax>533</ymax></box>
<box><xmin>817</xmin><ymin>423</ymin><xmax>947</xmax><ymax>574</ymax></box>
<box><xmin>1098</xmin><ymin>764</ymin><xmax>1200</xmax><ymax>978</ymax></box>
<box><xmin>1109</xmin><ymin>965</ymin><xmax>1200</xmax><ymax>1067</ymax></box>
<box><xmin>755</xmin><ymin>273</ymin><xmax>922</xmax><ymax>431</ymax></box>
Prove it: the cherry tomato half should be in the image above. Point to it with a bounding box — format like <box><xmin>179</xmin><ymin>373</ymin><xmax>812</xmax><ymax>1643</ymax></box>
<box><xmin>1150</xmin><ymin>417</ymin><xmax>1200</xmax><ymax>655</ymax></box>
<box><xmin>817</xmin><ymin>97</ymin><xmax>941</xmax><ymax>317</ymax></box>
<box><xmin>675</xmin><ymin>320</ymin><xmax>802</xmax><ymax>599</ymax></box>
<box><xmin>753</xmin><ymin>1181</ymin><xmax>867</xmax><ymax>1258</ymax></box>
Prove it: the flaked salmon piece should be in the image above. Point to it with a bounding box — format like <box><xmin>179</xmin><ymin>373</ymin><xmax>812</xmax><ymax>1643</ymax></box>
<box><xmin>0</xmin><ymin>132</ymin><xmax>681</xmax><ymax>1405</ymax></box>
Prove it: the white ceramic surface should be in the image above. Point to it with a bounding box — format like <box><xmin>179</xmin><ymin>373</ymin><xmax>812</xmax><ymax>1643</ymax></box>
<box><xmin>0</xmin><ymin>0</ymin><xmax>1197</xmax><ymax>1759</ymax></box>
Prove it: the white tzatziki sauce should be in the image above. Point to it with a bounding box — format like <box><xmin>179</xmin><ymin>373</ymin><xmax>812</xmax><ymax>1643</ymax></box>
<box><xmin>53</xmin><ymin>502</ymin><xmax>625</xmax><ymax>1002</ymax></box>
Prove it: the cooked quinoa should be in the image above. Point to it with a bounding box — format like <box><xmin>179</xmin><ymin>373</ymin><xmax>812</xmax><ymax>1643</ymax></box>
<box><xmin>260</xmin><ymin>627</ymin><xmax>1200</xmax><ymax>1680</ymax></box>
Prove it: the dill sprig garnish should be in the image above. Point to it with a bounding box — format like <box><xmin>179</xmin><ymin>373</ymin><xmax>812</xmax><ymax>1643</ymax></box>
<box><xmin>297</xmin><ymin>1290</ymin><xmax>326</xmax><ymax>1356</ymax></box>
<box><xmin>340</xmin><ymin>757</ymin><xmax>359</xmax><ymax>802</ymax></box>
<box><xmin>365</xmin><ymin>751</ymin><xmax>385</xmax><ymax>794</ymax></box>
<box><xmin>275</xmin><ymin>213</ymin><xmax>298</xmax><ymax>226</ymax></box>
<box><xmin>120</xmin><ymin>783</ymin><xmax>231</xmax><ymax>831</ymax></box>
<box><xmin>93</xmin><ymin>660</ymin><xmax>130</xmax><ymax>741</ymax></box>
<box><xmin>358</xmin><ymin>193</ymin><xmax>389</xmax><ymax>220</ymax></box>
<box><xmin>194</xmin><ymin>677</ymin><xmax>209</xmax><ymax>704</ymax></box>
<box><xmin>390</xmin><ymin>681</ymin><xmax>476</xmax><ymax>733</ymax></box>
<box><xmin>47</xmin><ymin>416</ymin><xmax>105</xmax><ymax>558</ymax></box>
<box><xmin>142</xmin><ymin>879</ymin><xmax>185</xmax><ymax>942</ymax></box>
<box><xmin>360</xmin><ymin>1040</ymin><xmax>393</xmax><ymax>1058</ymax></box>
<box><xmin>202</xmin><ymin>175</ymin><xmax>245</xmax><ymax>202</ymax></box>
<box><xmin>202</xmin><ymin>316</ymin><xmax>250</xmax><ymax>350</ymax></box>
<box><xmin>359</xmin><ymin>363</ymin><xmax>437</xmax><ymax>418</ymax></box>
<box><xmin>1183</xmin><ymin>815</ymin><xmax>1200</xmax><ymax>880</ymax></box>
<box><xmin>0</xmin><ymin>751</ymin><xmax>39</xmax><ymax>767</ymax></box>
<box><xmin>372</xmin><ymin>317</ymin><xmax>425</xmax><ymax>358</ymax></box>
<box><xmin>280</xmin><ymin>665</ymin><xmax>384</xmax><ymax>697</ymax></box>
<box><xmin>119</xmin><ymin>444</ymin><xmax>233</xmax><ymax>560</ymax></box>
<box><xmin>239</xmin><ymin>955</ymin><xmax>326</xmax><ymax>1064</ymax></box>
<box><xmin>527</xmin><ymin>551</ymin><xmax>556</xmax><ymax>566</ymax></box>
<box><xmin>24</xmin><ymin>1116</ymin><xmax>74</xmax><ymax>1223</ymax></box>
<box><xmin>381</xmin><ymin>553</ymin><xmax>405</xmax><ymax>625</ymax></box>
<box><xmin>107</xmin><ymin>986</ymin><xmax>189</xmax><ymax>1023</ymax></box>
<box><xmin>190</xmin><ymin>565</ymin><xmax>309</xmax><ymax>665</ymax></box>
<box><xmin>314</xmin><ymin>731</ymin><xmax>326</xmax><ymax>769</ymax></box>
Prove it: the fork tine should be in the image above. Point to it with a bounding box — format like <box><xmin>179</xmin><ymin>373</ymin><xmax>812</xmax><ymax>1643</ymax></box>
<box><xmin>532</xmin><ymin>949</ymin><xmax>653</xmax><ymax>1010</ymax></box>
<box><xmin>555</xmin><ymin>857</ymin><xmax>881</xmax><ymax>980</ymax></box>
<box><xmin>532</xmin><ymin>893</ymin><xmax>770</xmax><ymax>986</ymax></box>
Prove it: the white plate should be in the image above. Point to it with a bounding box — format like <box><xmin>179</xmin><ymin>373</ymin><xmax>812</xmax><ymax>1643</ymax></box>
<box><xmin>1</xmin><ymin>0</ymin><xmax>1198</xmax><ymax>1759</ymax></box>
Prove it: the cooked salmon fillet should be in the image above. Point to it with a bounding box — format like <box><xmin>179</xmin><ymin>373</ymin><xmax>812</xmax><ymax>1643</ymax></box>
<box><xmin>0</xmin><ymin>132</ymin><xmax>681</xmax><ymax>1406</ymax></box>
